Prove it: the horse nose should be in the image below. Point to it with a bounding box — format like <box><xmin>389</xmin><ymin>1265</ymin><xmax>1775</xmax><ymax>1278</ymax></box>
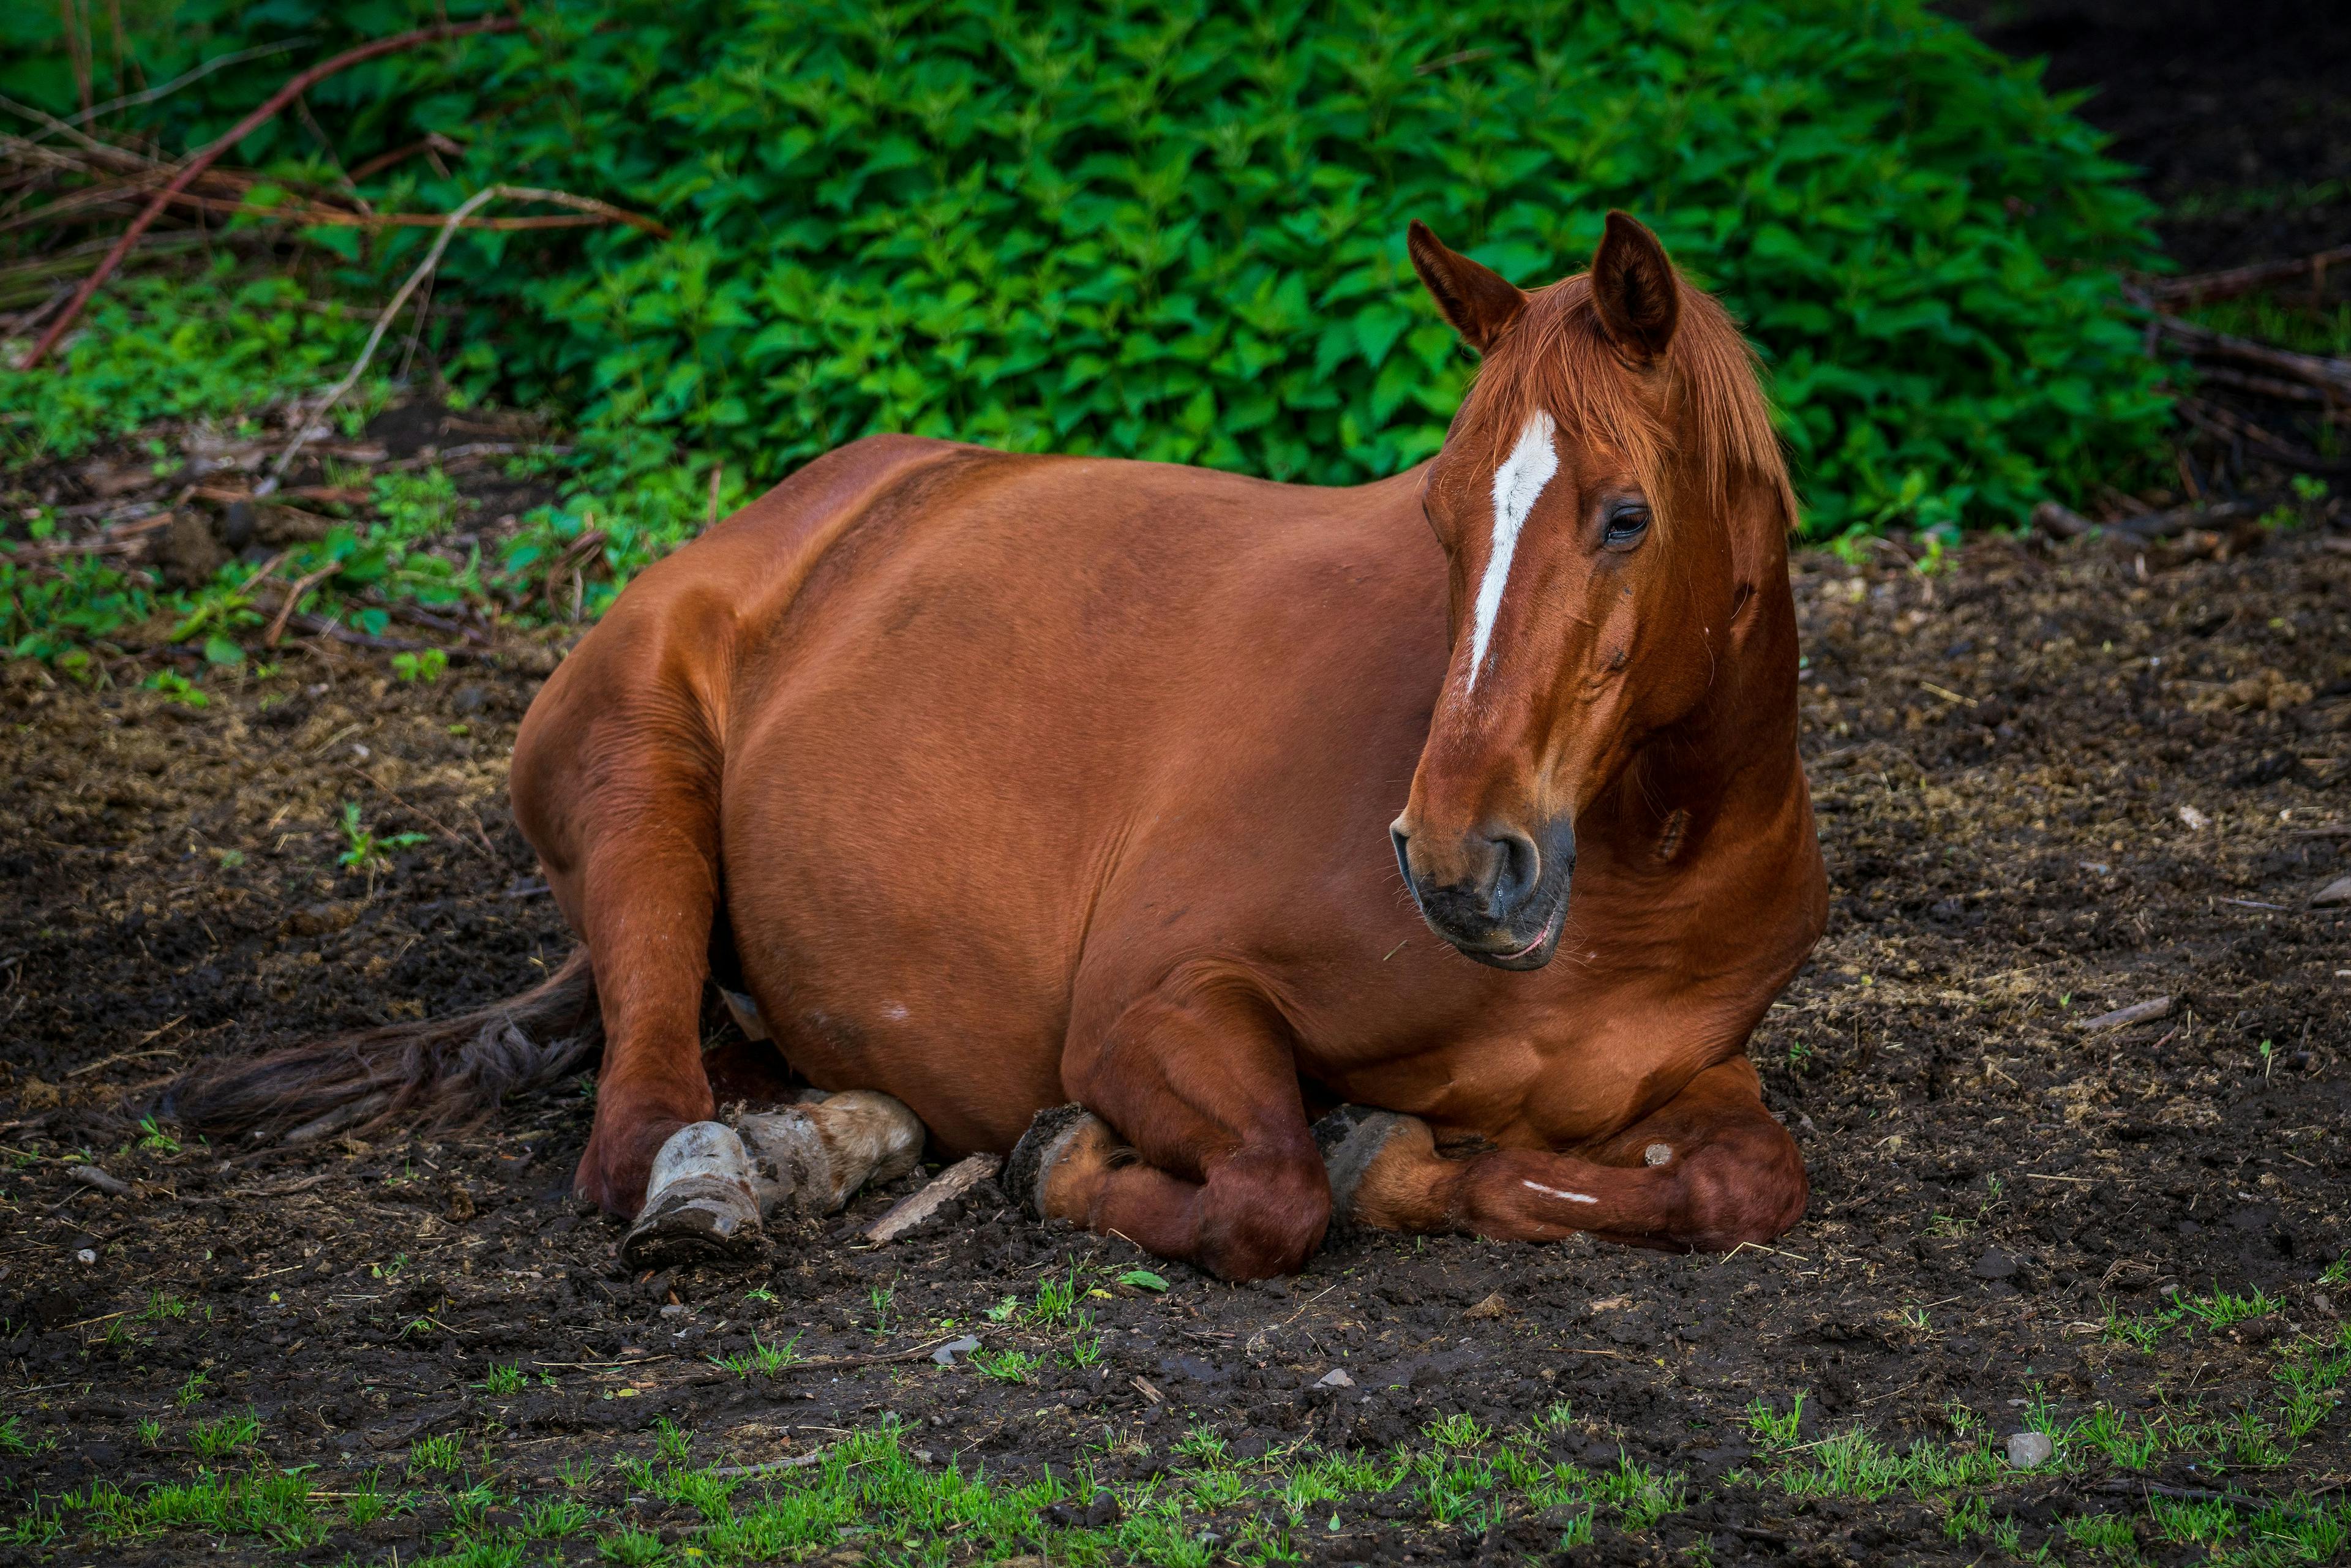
<box><xmin>1392</xmin><ymin>819</ymin><xmax>1542</xmax><ymax>927</ymax></box>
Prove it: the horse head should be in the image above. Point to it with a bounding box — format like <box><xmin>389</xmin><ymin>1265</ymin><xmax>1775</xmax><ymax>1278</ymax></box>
<box><xmin>1389</xmin><ymin>212</ymin><xmax>1799</xmax><ymax>970</ymax></box>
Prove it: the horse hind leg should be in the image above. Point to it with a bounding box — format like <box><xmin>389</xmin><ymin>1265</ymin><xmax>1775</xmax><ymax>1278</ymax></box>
<box><xmin>623</xmin><ymin>1090</ymin><xmax>926</xmax><ymax>1269</ymax></box>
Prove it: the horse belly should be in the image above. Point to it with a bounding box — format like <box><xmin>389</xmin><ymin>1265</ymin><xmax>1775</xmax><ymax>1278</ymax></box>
<box><xmin>714</xmin><ymin>662</ymin><xmax>1106</xmax><ymax>1156</ymax></box>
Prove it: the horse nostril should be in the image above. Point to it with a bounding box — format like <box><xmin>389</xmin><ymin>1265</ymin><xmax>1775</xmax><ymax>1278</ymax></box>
<box><xmin>1486</xmin><ymin>830</ymin><xmax>1540</xmax><ymax>910</ymax></box>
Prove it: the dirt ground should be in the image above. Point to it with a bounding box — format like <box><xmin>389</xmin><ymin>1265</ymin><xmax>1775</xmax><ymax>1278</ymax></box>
<box><xmin>4</xmin><ymin>514</ymin><xmax>2350</xmax><ymax>1564</ymax></box>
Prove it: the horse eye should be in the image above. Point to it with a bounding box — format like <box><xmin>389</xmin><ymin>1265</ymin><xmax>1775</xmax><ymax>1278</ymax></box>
<box><xmin>1603</xmin><ymin>502</ymin><xmax>1651</xmax><ymax>547</ymax></box>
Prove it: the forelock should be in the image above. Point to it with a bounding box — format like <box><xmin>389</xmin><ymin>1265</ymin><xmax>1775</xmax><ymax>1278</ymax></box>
<box><xmin>1452</xmin><ymin>274</ymin><xmax>1794</xmax><ymax>536</ymax></box>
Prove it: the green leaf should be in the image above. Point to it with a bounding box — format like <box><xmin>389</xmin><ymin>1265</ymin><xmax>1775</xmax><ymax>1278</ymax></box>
<box><xmin>1118</xmin><ymin>1269</ymin><xmax>1169</xmax><ymax>1293</ymax></box>
<box><xmin>201</xmin><ymin>635</ymin><xmax>244</xmax><ymax>666</ymax></box>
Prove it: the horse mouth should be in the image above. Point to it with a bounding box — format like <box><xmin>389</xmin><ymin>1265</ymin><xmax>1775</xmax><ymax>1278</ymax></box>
<box><xmin>1450</xmin><ymin>898</ymin><xmax>1567</xmax><ymax>972</ymax></box>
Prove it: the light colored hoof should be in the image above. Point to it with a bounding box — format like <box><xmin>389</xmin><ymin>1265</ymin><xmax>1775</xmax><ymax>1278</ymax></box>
<box><xmin>622</xmin><ymin>1121</ymin><xmax>765</xmax><ymax>1269</ymax></box>
<box><xmin>739</xmin><ymin>1090</ymin><xmax>925</xmax><ymax>1216</ymax></box>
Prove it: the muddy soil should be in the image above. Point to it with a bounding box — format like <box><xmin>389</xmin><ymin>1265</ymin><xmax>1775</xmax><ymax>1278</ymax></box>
<box><xmin>3</xmin><ymin>522</ymin><xmax>2349</xmax><ymax>1564</ymax></box>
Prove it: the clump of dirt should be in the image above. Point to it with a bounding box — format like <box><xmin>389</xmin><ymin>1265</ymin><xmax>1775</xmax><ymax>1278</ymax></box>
<box><xmin>2</xmin><ymin>523</ymin><xmax>2348</xmax><ymax>1562</ymax></box>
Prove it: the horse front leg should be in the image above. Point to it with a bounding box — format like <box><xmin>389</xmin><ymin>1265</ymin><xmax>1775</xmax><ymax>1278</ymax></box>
<box><xmin>1007</xmin><ymin>985</ymin><xmax>1331</xmax><ymax>1283</ymax></box>
<box><xmin>1319</xmin><ymin>1058</ymin><xmax>1806</xmax><ymax>1251</ymax></box>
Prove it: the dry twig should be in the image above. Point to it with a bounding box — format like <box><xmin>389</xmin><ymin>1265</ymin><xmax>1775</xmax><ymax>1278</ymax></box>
<box><xmin>266</xmin><ymin>185</ymin><xmax>664</xmax><ymax>487</ymax></box>
<box><xmin>20</xmin><ymin>17</ymin><xmax>522</xmax><ymax>370</ymax></box>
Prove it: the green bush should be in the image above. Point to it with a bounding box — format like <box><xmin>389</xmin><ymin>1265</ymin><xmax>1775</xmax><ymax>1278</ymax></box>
<box><xmin>10</xmin><ymin>0</ymin><xmax>2169</xmax><ymax>535</ymax></box>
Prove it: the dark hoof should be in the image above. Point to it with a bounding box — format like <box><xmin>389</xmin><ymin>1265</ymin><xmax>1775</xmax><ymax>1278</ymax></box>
<box><xmin>1312</xmin><ymin>1104</ymin><xmax>1409</xmax><ymax>1234</ymax></box>
<box><xmin>1005</xmin><ymin>1102</ymin><xmax>1093</xmax><ymax>1221</ymax></box>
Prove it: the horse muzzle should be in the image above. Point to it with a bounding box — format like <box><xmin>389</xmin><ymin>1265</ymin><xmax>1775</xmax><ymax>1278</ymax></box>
<box><xmin>1390</xmin><ymin>817</ymin><xmax>1574</xmax><ymax>970</ymax></box>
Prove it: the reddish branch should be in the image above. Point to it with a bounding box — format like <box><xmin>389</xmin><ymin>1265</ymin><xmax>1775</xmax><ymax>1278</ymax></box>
<box><xmin>19</xmin><ymin>17</ymin><xmax>522</xmax><ymax>370</ymax></box>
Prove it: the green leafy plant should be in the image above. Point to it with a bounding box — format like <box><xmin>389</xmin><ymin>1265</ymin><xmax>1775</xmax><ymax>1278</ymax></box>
<box><xmin>0</xmin><ymin>259</ymin><xmax>380</xmax><ymax>460</ymax></box>
<box><xmin>9</xmin><ymin>0</ymin><xmax>2169</xmax><ymax>545</ymax></box>
<box><xmin>141</xmin><ymin>670</ymin><xmax>209</xmax><ymax>710</ymax></box>
<box><xmin>336</xmin><ymin>802</ymin><xmax>428</xmax><ymax>873</ymax></box>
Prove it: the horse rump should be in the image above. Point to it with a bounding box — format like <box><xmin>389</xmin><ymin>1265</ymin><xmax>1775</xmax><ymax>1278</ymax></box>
<box><xmin>165</xmin><ymin>949</ymin><xmax>603</xmax><ymax>1145</ymax></box>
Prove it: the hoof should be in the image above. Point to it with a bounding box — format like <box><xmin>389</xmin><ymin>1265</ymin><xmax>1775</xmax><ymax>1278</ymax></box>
<box><xmin>1006</xmin><ymin>1103</ymin><xmax>1122</xmax><ymax>1225</ymax></box>
<box><xmin>738</xmin><ymin>1090</ymin><xmax>926</xmax><ymax>1216</ymax></box>
<box><xmin>1311</xmin><ymin>1105</ymin><xmax>1439</xmax><ymax>1234</ymax></box>
<box><xmin>1311</xmin><ymin>1105</ymin><xmax>1408</xmax><ymax>1233</ymax></box>
<box><xmin>621</xmin><ymin>1122</ymin><xmax>765</xmax><ymax>1270</ymax></box>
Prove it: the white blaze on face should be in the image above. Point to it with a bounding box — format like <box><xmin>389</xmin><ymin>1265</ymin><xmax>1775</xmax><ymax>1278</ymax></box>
<box><xmin>1466</xmin><ymin>410</ymin><xmax>1560</xmax><ymax>694</ymax></box>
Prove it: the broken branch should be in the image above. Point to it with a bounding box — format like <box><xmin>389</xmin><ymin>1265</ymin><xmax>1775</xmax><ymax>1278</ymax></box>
<box><xmin>18</xmin><ymin>17</ymin><xmax>522</xmax><ymax>370</ymax></box>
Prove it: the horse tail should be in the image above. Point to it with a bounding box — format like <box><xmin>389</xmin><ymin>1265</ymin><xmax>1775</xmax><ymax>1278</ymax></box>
<box><xmin>167</xmin><ymin>948</ymin><xmax>602</xmax><ymax>1145</ymax></box>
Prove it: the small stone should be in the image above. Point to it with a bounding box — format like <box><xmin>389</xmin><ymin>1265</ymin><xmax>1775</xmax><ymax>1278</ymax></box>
<box><xmin>1972</xmin><ymin>1249</ymin><xmax>2018</xmax><ymax>1281</ymax></box>
<box><xmin>75</xmin><ymin>1248</ymin><xmax>97</xmax><ymax>1266</ymax></box>
<box><xmin>2177</xmin><ymin>804</ymin><xmax>2208</xmax><ymax>831</ymax></box>
<box><xmin>659</xmin><ymin>1303</ymin><xmax>686</xmax><ymax>1319</ymax></box>
<box><xmin>2006</xmin><ymin>1431</ymin><xmax>2055</xmax><ymax>1469</ymax></box>
<box><xmin>2312</xmin><ymin>876</ymin><xmax>2351</xmax><ymax>909</ymax></box>
<box><xmin>2314</xmin><ymin>1292</ymin><xmax>2334</xmax><ymax>1315</ymax></box>
<box><xmin>1316</xmin><ymin>1368</ymin><xmax>1354</xmax><ymax>1388</ymax></box>
<box><xmin>931</xmin><ymin>1334</ymin><xmax>982</xmax><ymax>1366</ymax></box>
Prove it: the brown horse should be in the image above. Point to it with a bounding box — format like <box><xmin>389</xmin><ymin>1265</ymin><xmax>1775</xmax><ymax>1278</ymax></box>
<box><xmin>174</xmin><ymin>212</ymin><xmax>1826</xmax><ymax>1282</ymax></box>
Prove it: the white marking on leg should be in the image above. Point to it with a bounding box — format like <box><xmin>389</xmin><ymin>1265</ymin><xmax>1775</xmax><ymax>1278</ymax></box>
<box><xmin>1467</xmin><ymin>410</ymin><xmax>1559</xmax><ymax>693</ymax></box>
<box><xmin>1523</xmin><ymin>1179</ymin><xmax>1599</xmax><ymax>1204</ymax></box>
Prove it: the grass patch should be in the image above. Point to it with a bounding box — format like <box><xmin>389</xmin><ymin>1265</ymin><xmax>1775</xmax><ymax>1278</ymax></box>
<box><xmin>186</xmin><ymin>1409</ymin><xmax>260</xmax><ymax>1460</ymax></box>
<box><xmin>1738</xmin><ymin>1338</ymin><xmax>2351</xmax><ymax>1565</ymax></box>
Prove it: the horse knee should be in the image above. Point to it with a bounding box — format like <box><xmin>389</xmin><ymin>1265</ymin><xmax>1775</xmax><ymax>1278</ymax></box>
<box><xmin>1682</xmin><ymin>1133</ymin><xmax>1807</xmax><ymax>1249</ymax></box>
<box><xmin>1198</xmin><ymin>1152</ymin><xmax>1331</xmax><ymax>1281</ymax></box>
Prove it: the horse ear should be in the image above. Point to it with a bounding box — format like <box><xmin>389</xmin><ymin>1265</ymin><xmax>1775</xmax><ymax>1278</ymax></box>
<box><xmin>1589</xmin><ymin>210</ymin><xmax>1679</xmax><ymax>365</ymax></box>
<box><xmin>1407</xmin><ymin>220</ymin><xmax>1526</xmax><ymax>353</ymax></box>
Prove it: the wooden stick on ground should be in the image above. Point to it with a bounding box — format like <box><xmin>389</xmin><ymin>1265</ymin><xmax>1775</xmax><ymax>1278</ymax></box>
<box><xmin>864</xmin><ymin>1154</ymin><xmax>1003</xmax><ymax>1244</ymax></box>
